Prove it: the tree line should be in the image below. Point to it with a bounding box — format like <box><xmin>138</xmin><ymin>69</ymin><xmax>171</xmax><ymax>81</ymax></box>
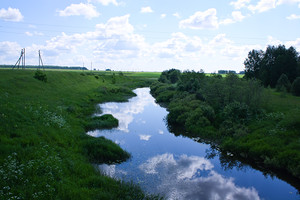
<box><xmin>244</xmin><ymin>45</ymin><xmax>300</xmax><ymax>96</ymax></box>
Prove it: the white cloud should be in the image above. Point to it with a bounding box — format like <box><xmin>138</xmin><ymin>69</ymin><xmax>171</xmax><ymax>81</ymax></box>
<box><xmin>58</xmin><ymin>3</ymin><xmax>100</xmax><ymax>19</ymax></box>
<box><xmin>0</xmin><ymin>7</ymin><xmax>23</xmax><ymax>22</ymax></box>
<box><xmin>248</xmin><ymin>0</ymin><xmax>277</xmax><ymax>13</ymax></box>
<box><xmin>25</xmin><ymin>31</ymin><xmax>44</xmax><ymax>37</ymax></box>
<box><xmin>287</xmin><ymin>14</ymin><xmax>300</xmax><ymax>20</ymax></box>
<box><xmin>88</xmin><ymin>0</ymin><xmax>119</xmax><ymax>6</ymax></box>
<box><xmin>0</xmin><ymin>41</ymin><xmax>22</xmax><ymax>62</ymax></box>
<box><xmin>232</xmin><ymin>11</ymin><xmax>246</xmax><ymax>21</ymax></box>
<box><xmin>173</xmin><ymin>12</ymin><xmax>181</xmax><ymax>19</ymax></box>
<box><xmin>286</xmin><ymin>38</ymin><xmax>300</xmax><ymax>51</ymax></box>
<box><xmin>267</xmin><ymin>36</ymin><xmax>282</xmax><ymax>46</ymax></box>
<box><xmin>139</xmin><ymin>135</ymin><xmax>151</xmax><ymax>141</ymax></box>
<box><xmin>179</xmin><ymin>8</ymin><xmax>219</xmax><ymax>29</ymax></box>
<box><xmin>160</xmin><ymin>14</ymin><xmax>166</xmax><ymax>19</ymax></box>
<box><xmin>140</xmin><ymin>6</ymin><xmax>153</xmax><ymax>13</ymax></box>
<box><xmin>277</xmin><ymin>0</ymin><xmax>300</xmax><ymax>6</ymax></box>
<box><xmin>230</xmin><ymin>0</ymin><xmax>251</xmax><ymax>9</ymax></box>
<box><xmin>220</xmin><ymin>11</ymin><xmax>246</xmax><ymax>25</ymax></box>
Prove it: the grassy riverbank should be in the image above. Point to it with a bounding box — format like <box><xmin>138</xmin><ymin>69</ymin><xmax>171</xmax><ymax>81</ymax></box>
<box><xmin>150</xmin><ymin>70</ymin><xmax>300</xmax><ymax>189</ymax></box>
<box><xmin>0</xmin><ymin>69</ymin><xmax>160</xmax><ymax>199</ymax></box>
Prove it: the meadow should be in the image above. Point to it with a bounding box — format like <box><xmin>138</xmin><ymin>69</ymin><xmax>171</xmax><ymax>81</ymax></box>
<box><xmin>0</xmin><ymin>69</ymin><xmax>161</xmax><ymax>200</ymax></box>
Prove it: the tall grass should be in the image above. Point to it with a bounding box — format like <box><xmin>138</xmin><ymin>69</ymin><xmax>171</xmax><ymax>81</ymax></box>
<box><xmin>0</xmin><ymin>70</ymin><xmax>161</xmax><ymax>199</ymax></box>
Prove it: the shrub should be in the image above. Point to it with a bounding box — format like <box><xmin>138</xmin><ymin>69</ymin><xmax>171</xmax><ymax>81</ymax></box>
<box><xmin>291</xmin><ymin>77</ymin><xmax>300</xmax><ymax>96</ymax></box>
<box><xmin>222</xmin><ymin>101</ymin><xmax>250</xmax><ymax>123</ymax></box>
<box><xmin>85</xmin><ymin>114</ymin><xmax>118</xmax><ymax>131</ymax></box>
<box><xmin>82</xmin><ymin>136</ymin><xmax>130</xmax><ymax>163</ymax></box>
<box><xmin>33</xmin><ymin>70</ymin><xmax>47</xmax><ymax>82</ymax></box>
<box><xmin>276</xmin><ymin>74</ymin><xmax>291</xmax><ymax>92</ymax></box>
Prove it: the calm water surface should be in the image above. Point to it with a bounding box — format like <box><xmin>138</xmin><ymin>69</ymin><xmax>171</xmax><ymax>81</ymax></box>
<box><xmin>87</xmin><ymin>88</ymin><xmax>299</xmax><ymax>200</ymax></box>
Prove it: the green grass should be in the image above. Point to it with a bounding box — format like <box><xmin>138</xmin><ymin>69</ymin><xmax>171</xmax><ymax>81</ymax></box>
<box><xmin>0</xmin><ymin>69</ymin><xmax>161</xmax><ymax>200</ymax></box>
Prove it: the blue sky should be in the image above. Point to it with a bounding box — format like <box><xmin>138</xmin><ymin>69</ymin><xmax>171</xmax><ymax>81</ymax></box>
<box><xmin>1</xmin><ymin>0</ymin><xmax>300</xmax><ymax>72</ymax></box>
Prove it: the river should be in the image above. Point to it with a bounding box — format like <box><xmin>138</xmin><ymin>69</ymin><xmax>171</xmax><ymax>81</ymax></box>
<box><xmin>87</xmin><ymin>88</ymin><xmax>299</xmax><ymax>200</ymax></box>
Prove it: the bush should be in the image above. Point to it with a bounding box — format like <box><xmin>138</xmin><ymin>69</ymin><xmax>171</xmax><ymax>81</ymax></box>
<box><xmin>82</xmin><ymin>136</ymin><xmax>130</xmax><ymax>163</ymax></box>
<box><xmin>276</xmin><ymin>74</ymin><xmax>291</xmax><ymax>92</ymax></box>
<box><xmin>33</xmin><ymin>70</ymin><xmax>47</xmax><ymax>82</ymax></box>
<box><xmin>291</xmin><ymin>77</ymin><xmax>300</xmax><ymax>96</ymax></box>
<box><xmin>222</xmin><ymin>101</ymin><xmax>250</xmax><ymax>123</ymax></box>
<box><xmin>85</xmin><ymin>114</ymin><xmax>118</xmax><ymax>131</ymax></box>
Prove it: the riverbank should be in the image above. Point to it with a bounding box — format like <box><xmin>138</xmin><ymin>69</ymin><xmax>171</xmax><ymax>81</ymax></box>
<box><xmin>0</xmin><ymin>69</ymin><xmax>160</xmax><ymax>199</ymax></box>
<box><xmin>150</xmin><ymin>70</ymin><xmax>300</xmax><ymax>191</ymax></box>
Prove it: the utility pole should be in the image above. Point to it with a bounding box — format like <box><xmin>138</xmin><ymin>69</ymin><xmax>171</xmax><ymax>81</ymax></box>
<box><xmin>13</xmin><ymin>48</ymin><xmax>25</xmax><ymax>69</ymax></box>
<box><xmin>38</xmin><ymin>50</ymin><xmax>44</xmax><ymax>70</ymax></box>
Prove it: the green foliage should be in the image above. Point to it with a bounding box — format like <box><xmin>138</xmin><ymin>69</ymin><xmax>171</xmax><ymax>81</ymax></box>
<box><xmin>82</xmin><ymin>136</ymin><xmax>130</xmax><ymax>163</ymax></box>
<box><xmin>85</xmin><ymin>114</ymin><xmax>118</xmax><ymax>131</ymax></box>
<box><xmin>158</xmin><ymin>68</ymin><xmax>181</xmax><ymax>84</ymax></box>
<box><xmin>244</xmin><ymin>45</ymin><xmax>299</xmax><ymax>88</ymax></box>
<box><xmin>276</xmin><ymin>73</ymin><xmax>291</xmax><ymax>92</ymax></box>
<box><xmin>33</xmin><ymin>70</ymin><xmax>47</xmax><ymax>82</ymax></box>
<box><xmin>291</xmin><ymin>77</ymin><xmax>300</xmax><ymax>96</ymax></box>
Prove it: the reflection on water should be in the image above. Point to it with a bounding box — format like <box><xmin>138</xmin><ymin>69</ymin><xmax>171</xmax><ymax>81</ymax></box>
<box><xmin>95</xmin><ymin>88</ymin><xmax>156</xmax><ymax>132</ymax></box>
<box><xmin>88</xmin><ymin>88</ymin><xmax>298</xmax><ymax>200</ymax></box>
<box><xmin>139</xmin><ymin>154</ymin><xmax>260</xmax><ymax>200</ymax></box>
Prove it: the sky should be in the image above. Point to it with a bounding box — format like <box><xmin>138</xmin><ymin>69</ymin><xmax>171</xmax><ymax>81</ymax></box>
<box><xmin>0</xmin><ymin>0</ymin><xmax>300</xmax><ymax>72</ymax></box>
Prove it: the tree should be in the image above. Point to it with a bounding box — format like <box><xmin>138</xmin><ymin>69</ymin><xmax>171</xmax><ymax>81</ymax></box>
<box><xmin>244</xmin><ymin>45</ymin><xmax>299</xmax><ymax>88</ymax></box>
<box><xmin>244</xmin><ymin>49</ymin><xmax>264</xmax><ymax>80</ymax></box>
<box><xmin>291</xmin><ymin>77</ymin><xmax>300</xmax><ymax>96</ymax></box>
<box><xmin>276</xmin><ymin>74</ymin><xmax>291</xmax><ymax>92</ymax></box>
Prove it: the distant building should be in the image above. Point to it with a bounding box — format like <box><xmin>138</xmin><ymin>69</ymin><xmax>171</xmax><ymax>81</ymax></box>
<box><xmin>105</xmin><ymin>69</ymin><xmax>111</xmax><ymax>71</ymax></box>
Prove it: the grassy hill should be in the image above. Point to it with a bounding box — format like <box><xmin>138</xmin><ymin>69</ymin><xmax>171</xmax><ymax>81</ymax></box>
<box><xmin>0</xmin><ymin>69</ymin><xmax>160</xmax><ymax>200</ymax></box>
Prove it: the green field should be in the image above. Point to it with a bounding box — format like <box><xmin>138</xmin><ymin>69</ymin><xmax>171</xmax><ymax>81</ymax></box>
<box><xmin>0</xmin><ymin>69</ymin><xmax>161</xmax><ymax>200</ymax></box>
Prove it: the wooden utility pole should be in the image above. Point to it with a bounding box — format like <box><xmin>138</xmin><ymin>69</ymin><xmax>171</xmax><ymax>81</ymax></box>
<box><xmin>38</xmin><ymin>50</ymin><xmax>44</xmax><ymax>70</ymax></box>
<box><xmin>13</xmin><ymin>48</ymin><xmax>25</xmax><ymax>69</ymax></box>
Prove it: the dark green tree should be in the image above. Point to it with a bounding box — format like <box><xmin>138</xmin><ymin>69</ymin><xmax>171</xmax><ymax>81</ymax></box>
<box><xmin>244</xmin><ymin>49</ymin><xmax>264</xmax><ymax>80</ymax></box>
<box><xmin>291</xmin><ymin>77</ymin><xmax>300</xmax><ymax>96</ymax></box>
<box><xmin>244</xmin><ymin>45</ymin><xmax>298</xmax><ymax>88</ymax></box>
<box><xmin>276</xmin><ymin>74</ymin><xmax>291</xmax><ymax>92</ymax></box>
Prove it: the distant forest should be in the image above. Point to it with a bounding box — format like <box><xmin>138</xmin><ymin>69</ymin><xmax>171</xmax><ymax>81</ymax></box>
<box><xmin>0</xmin><ymin>65</ymin><xmax>88</xmax><ymax>71</ymax></box>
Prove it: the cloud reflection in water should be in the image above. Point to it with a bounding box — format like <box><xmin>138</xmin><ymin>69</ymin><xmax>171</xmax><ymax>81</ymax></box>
<box><xmin>97</xmin><ymin>88</ymin><xmax>156</xmax><ymax>132</ymax></box>
<box><xmin>139</xmin><ymin>153</ymin><xmax>260</xmax><ymax>200</ymax></box>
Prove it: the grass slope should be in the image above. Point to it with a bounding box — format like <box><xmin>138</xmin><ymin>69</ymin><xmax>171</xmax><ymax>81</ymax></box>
<box><xmin>0</xmin><ymin>69</ymin><xmax>160</xmax><ymax>200</ymax></box>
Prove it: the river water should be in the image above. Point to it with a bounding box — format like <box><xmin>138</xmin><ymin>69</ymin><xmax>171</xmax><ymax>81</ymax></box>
<box><xmin>87</xmin><ymin>88</ymin><xmax>299</xmax><ymax>200</ymax></box>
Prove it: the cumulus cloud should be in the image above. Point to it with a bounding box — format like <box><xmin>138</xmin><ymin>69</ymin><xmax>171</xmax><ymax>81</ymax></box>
<box><xmin>140</xmin><ymin>6</ymin><xmax>153</xmax><ymax>13</ymax></box>
<box><xmin>220</xmin><ymin>11</ymin><xmax>246</xmax><ymax>25</ymax></box>
<box><xmin>230</xmin><ymin>0</ymin><xmax>251</xmax><ymax>9</ymax></box>
<box><xmin>277</xmin><ymin>0</ymin><xmax>300</xmax><ymax>5</ymax></box>
<box><xmin>248</xmin><ymin>0</ymin><xmax>277</xmax><ymax>13</ymax></box>
<box><xmin>88</xmin><ymin>0</ymin><xmax>119</xmax><ymax>6</ymax></box>
<box><xmin>287</xmin><ymin>14</ymin><xmax>300</xmax><ymax>20</ymax></box>
<box><xmin>0</xmin><ymin>7</ymin><xmax>23</xmax><ymax>22</ymax></box>
<box><xmin>179</xmin><ymin>8</ymin><xmax>219</xmax><ymax>29</ymax></box>
<box><xmin>151</xmin><ymin>32</ymin><xmax>204</xmax><ymax>59</ymax></box>
<box><xmin>0</xmin><ymin>41</ymin><xmax>22</xmax><ymax>62</ymax></box>
<box><xmin>58</xmin><ymin>3</ymin><xmax>100</xmax><ymax>19</ymax></box>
